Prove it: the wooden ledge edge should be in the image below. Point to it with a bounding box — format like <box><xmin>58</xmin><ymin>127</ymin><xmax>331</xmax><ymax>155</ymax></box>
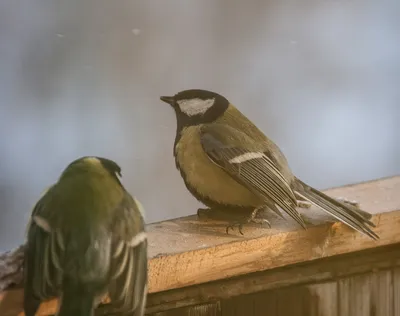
<box><xmin>1</xmin><ymin>175</ymin><xmax>399</xmax><ymax>315</ymax></box>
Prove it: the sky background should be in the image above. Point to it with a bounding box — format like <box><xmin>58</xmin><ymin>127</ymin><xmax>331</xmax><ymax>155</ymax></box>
<box><xmin>0</xmin><ymin>0</ymin><xmax>399</xmax><ymax>252</ymax></box>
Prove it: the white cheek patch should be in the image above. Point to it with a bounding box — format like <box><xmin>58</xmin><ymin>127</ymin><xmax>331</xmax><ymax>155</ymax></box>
<box><xmin>177</xmin><ymin>98</ymin><xmax>215</xmax><ymax>116</ymax></box>
<box><xmin>229</xmin><ymin>152</ymin><xmax>265</xmax><ymax>164</ymax></box>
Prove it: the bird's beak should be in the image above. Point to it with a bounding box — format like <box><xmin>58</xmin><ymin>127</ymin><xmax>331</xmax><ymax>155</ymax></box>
<box><xmin>160</xmin><ymin>96</ymin><xmax>175</xmax><ymax>106</ymax></box>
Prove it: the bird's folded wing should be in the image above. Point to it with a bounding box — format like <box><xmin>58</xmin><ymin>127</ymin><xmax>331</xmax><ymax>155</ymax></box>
<box><xmin>24</xmin><ymin>185</ymin><xmax>62</xmax><ymax>303</ymax></box>
<box><xmin>107</xmin><ymin>192</ymin><xmax>148</xmax><ymax>316</ymax></box>
<box><xmin>200</xmin><ymin>125</ymin><xmax>305</xmax><ymax>227</ymax></box>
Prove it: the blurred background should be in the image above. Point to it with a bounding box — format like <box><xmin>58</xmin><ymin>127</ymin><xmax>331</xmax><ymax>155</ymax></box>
<box><xmin>0</xmin><ymin>0</ymin><xmax>399</xmax><ymax>252</ymax></box>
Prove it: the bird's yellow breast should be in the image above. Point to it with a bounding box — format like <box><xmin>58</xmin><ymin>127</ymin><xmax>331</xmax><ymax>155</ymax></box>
<box><xmin>175</xmin><ymin>125</ymin><xmax>262</xmax><ymax>207</ymax></box>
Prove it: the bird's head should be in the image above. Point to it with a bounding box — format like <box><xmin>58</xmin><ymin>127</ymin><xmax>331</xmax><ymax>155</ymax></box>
<box><xmin>160</xmin><ymin>89</ymin><xmax>229</xmax><ymax>125</ymax></box>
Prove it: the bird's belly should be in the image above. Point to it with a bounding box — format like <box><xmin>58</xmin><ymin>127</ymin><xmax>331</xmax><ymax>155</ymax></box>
<box><xmin>175</xmin><ymin>126</ymin><xmax>262</xmax><ymax>207</ymax></box>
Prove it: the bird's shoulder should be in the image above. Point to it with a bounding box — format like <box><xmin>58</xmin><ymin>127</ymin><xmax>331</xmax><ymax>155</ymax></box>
<box><xmin>200</xmin><ymin>119</ymin><xmax>294</xmax><ymax>182</ymax></box>
<box><xmin>109</xmin><ymin>190</ymin><xmax>146</xmax><ymax>241</ymax></box>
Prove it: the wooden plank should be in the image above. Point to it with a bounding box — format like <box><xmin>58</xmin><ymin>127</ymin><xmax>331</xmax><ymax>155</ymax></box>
<box><xmin>148</xmin><ymin>176</ymin><xmax>400</xmax><ymax>294</ymax></box>
<box><xmin>146</xmin><ymin>242</ymin><xmax>400</xmax><ymax>313</ymax></box>
<box><xmin>267</xmin><ymin>286</ymin><xmax>312</xmax><ymax>316</ymax></box>
<box><xmin>393</xmin><ymin>267</ymin><xmax>400</xmax><ymax>316</ymax></box>
<box><xmin>338</xmin><ymin>270</ymin><xmax>394</xmax><ymax>316</ymax></box>
<box><xmin>147</xmin><ymin>246</ymin><xmax>400</xmax><ymax>314</ymax></box>
<box><xmin>0</xmin><ymin>176</ymin><xmax>399</xmax><ymax>315</ymax></box>
<box><xmin>306</xmin><ymin>282</ymin><xmax>338</xmax><ymax>316</ymax></box>
<box><xmin>370</xmin><ymin>270</ymin><xmax>393</xmax><ymax>316</ymax></box>
<box><xmin>220</xmin><ymin>293</ymin><xmax>257</xmax><ymax>316</ymax></box>
<box><xmin>338</xmin><ymin>274</ymin><xmax>371</xmax><ymax>316</ymax></box>
<box><xmin>220</xmin><ymin>282</ymin><xmax>337</xmax><ymax>316</ymax></box>
<box><xmin>148</xmin><ymin>175</ymin><xmax>400</xmax><ymax>257</ymax></box>
<box><xmin>251</xmin><ymin>290</ymin><xmax>277</xmax><ymax>316</ymax></box>
<box><xmin>150</xmin><ymin>302</ymin><xmax>221</xmax><ymax>316</ymax></box>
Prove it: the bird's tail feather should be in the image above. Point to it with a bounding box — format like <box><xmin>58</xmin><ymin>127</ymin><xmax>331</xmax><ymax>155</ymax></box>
<box><xmin>57</xmin><ymin>278</ymin><xmax>95</xmax><ymax>316</ymax></box>
<box><xmin>293</xmin><ymin>178</ymin><xmax>379</xmax><ymax>240</ymax></box>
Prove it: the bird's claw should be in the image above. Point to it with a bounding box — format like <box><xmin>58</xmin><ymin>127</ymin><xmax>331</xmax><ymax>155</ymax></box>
<box><xmin>226</xmin><ymin>222</ymin><xmax>244</xmax><ymax>235</ymax></box>
<box><xmin>251</xmin><ymin>218</ymin><xmax>271</xmax><ymax>228</ymax></box>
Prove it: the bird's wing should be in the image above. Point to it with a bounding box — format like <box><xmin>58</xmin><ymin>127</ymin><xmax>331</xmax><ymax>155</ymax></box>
<box><xmin>24</xmin><ymin>185</ymin><xmax>61</xmax><ymax>306</ymax></box>
<box><xmin>200</xmin><ymin>124</ymin><xmax>305</xmax><ymax>227</ymax></box>
<box><xmin>106</xmin><ymin>191</ymin><xmax>148</xmax><ymax>316</ymax></box>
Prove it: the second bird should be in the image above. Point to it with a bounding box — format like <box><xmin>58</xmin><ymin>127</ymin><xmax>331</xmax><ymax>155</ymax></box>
<box><xmin>24</xmin><ymin>156</ymin><xmax>148</xmax><ymax>316</ymax></box>
<box><xmin>160</xmin><ymin>89</ymin><xmax>378</xmax><ymax>240</ymax></box>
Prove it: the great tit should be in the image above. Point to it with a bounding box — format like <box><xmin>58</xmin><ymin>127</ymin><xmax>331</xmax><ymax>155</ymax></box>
<box><xmin>24</xmin><ymin>156</ymin><xmax>148</xmax><ymax>316</ymax></box>
<box><xmin>160</xmin><ymin>89</ymin><xmax>378</xmax><ymax>240</ymax></box>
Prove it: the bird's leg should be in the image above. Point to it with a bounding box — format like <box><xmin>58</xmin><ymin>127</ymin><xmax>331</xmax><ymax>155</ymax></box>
<box><xmin>248</xmin><ymin>207</ymin><xmax>271</xmax><ymax>227</ymax></box>
<box><xmin>226</xmin><ymin>206</ymin><xmax>271</xmax><ymax>235</ymax></box>
<box><xmin>226</xmin><ymin>221</ymin><xmax>245</xmax><ymax>235</ymax></box>
<box><xmin>197</xmin><ymin>208</ymin><xmax>213</xmax><ymax>218</ymax></box>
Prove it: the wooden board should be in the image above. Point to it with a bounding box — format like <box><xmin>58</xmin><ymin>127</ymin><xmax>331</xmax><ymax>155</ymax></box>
<box><xmin>0</xmin><ymin>176</ymin><xmax>399</xmax><ymax>315</ymax></box>
<box><xmin>145</xmin><ymin>243</ymin><xmax>400</xmax><ymax>314</ymax></box>
<box><xmin>220</xmin><ymin>282</ymin><xmax>339</xmax><ymax>316</ymax></box>
<box><xmin>152</xmin><ymin>302</ymin><xmax>221</xmax><ymax>316</ymax></box>
<box><xmin>215</xmin><ymin>268</ymin><xmax>398</xmax><ymax>316</ymax></box>
<box><xmin>394</xmin><ymin>267</ymin><xmax>400</xmax><ymax>315</ymax></box>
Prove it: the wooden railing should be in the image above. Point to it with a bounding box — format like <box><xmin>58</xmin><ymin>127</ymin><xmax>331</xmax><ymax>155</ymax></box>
<box><xmin>0</xmin><ymin>176</ymin><xmax>399</xmax><ymax>315</ymax></box>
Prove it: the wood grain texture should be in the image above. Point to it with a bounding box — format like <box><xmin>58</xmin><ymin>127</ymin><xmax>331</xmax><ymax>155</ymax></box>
<box><xmin>370</xmin><ymin>270</ymin><xmax>394</xmax><ymax>316</ymax></box>
<box><xmin>148</xmin><ymin>176</ymin><xmax>400</xmax><ymax>294</ymax></box>
<box><xmin>151</xmin><ymin>302</ymin><xmax>221</xmax><ymax>316</ymax></box>
<box><xmin>219</xmin><ymin>282</ymin><xmax>338</xmax><ymax>316</ymax></box>
<box><xmin>306</xmin><ymin>282</ymin><xmax>338</xmax><ymax>316</ymax></box>
<box><xmin>338</xmin><ymin>270</ymin><xmax>395</xmax><ymax>316</ymax></box>
<box><xmin>147</xmin><ymin>244</ymin><xmax>400</xmax><ymax>314</ymax></box>
<box><xmin>393</xmin><ymin>267</ymin><xmax>400</xmax><ymax>316</ymax></box>
<box><xmin>0</xmin><ymin>176</ymin><xmax>399</xmax><ymax>315</ymax></box>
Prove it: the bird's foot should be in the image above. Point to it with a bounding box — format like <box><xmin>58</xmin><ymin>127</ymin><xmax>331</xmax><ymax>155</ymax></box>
<box><xmin>197</xmin><ymin>208</ymin><xmax>213</xmax><ymax>218</ymax></box>
<box><xmin>225</xmin><ymin>207</ymin><xmax>271</xmax><ymax>235</ymax></box>
<box><xmin>249</xmin><ymin>207</ymin><xmax>271</xmax><ymax>227</ymax></box>
<box><xmin>250</xmin><ymin>218</ymin><xmax>271</xmax><ymax>228</ymax></box>
<box><xmin>226</xmin><ymin>221</ymin><xmax>245</xmax><ymax>235</ymax></box>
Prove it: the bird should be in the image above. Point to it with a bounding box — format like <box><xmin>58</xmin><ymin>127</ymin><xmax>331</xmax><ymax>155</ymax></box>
<box><xmin>24</xmin><ymin>156</ymin><xmax>148</xmax><ymax>316</ymax></box>
<box><xmin>160</xmin><ymin>89</ymin><xmax>379</xmax><ymax>240</ymax></box>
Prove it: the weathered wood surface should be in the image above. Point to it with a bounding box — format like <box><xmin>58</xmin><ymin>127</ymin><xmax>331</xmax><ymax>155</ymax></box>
<box><xmin>0</xmin><ymin>175</ymin><xmax>399</xmax><ymax>315</ymax></box>
<box><xmin>146</xmin><ymin>243</ymin><xmax>400</xmax><ymax>314</ymax></box>
<box><xmin>152</xmin><ymin>302</ymin><xmax>221</xmax><ymax>316</ymax></box>
<box><xmin>153</xmin><ymin>266</ymin><xmax>400</xmax><ymax>316</ymax></box>
<box><xmin>148</xmin><ymin>175</ymin><xmax>399</xmax><ymax>293</ymax></box>
<box><xmin>217</xmin><ymin>267</ymin><xmax>400</xmax><ymax>316</ymax></box>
